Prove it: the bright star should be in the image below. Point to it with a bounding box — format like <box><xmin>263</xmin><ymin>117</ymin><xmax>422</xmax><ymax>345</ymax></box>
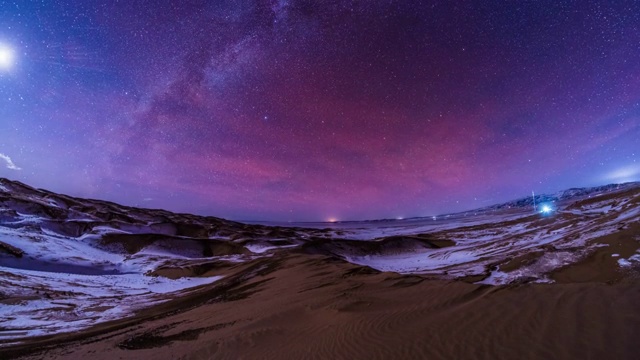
<box><xmin>0</xmin><ymin>44</ymin><xmax>15</xmax><ymax>70</ymax></box>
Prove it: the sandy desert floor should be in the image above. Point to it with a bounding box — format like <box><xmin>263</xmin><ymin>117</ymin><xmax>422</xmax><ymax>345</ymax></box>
<box><xmin>4</xmin><ymin>252</ymin><xmax>640</xmax><ymax>359</ymax></box>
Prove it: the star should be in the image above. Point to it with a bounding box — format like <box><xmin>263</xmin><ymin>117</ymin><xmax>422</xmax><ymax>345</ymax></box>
<box><xmin>0</xmin><ymin>44</ymin><xmax>15</xmax><ymax>70</ymax></box>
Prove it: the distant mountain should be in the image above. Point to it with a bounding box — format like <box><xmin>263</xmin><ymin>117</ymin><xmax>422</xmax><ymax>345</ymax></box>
<box><xmin>481</xmin><ymin>182</ymin><xmax>640</xmax><ymax>211</ymax></box>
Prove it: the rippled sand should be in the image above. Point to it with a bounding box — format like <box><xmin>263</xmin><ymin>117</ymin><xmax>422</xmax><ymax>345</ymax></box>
<box><xmin>5</xmin><ymin>253</ymin><xmax>640</xmax><ymax>360</ymax></box>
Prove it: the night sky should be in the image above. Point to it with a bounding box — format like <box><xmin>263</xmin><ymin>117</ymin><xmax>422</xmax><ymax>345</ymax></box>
<box><xmin>0</xmin><ymin>1</ymin><xmax>639</xmax><ymax>221</ymax></box>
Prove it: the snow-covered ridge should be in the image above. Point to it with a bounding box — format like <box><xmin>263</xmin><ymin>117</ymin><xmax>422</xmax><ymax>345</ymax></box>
<box><xmin>0</xmin><ymin>178</ymin><xmax>329</xmax><ymax>344</ymax></box>
<box><xmin>332</xmin><ymin>183</ymin><xmax>640</xmax><ymax>284</ymax></box>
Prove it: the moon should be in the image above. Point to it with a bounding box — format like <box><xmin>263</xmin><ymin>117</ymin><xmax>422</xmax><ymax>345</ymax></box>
<box><xmin>0</xmin><ymin>44</ymin><xmax>15</xmax><ymax>70</ymax></box>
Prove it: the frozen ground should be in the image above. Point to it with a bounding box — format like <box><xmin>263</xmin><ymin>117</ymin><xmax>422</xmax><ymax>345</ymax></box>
<box><xmin>1</xmin><ymin>178</ymin><xmax>639</xmax><ymax>344</ymax></box>
<box><xmin>0</xmin><ymin>216</ymin><xmax>226</xmax><ymax>341</ymax></box>
<box><xmin>341</xmin><ymin>188</ymin><xmax>640</xmax><ymax>284</ymax></box>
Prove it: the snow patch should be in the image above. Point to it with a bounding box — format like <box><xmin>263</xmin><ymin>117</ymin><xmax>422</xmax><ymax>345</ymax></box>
<box><xmin>618</xmin><ymin>254</ymin><xmax>640</xmax><ymax>268</ymax></box>
<box><xmin>0</xmin><ymin>265</ymin><xmax>222</xmax><ymax>340</ymax></box>
<box><xmin>245</xmin><ymin>243</ymin><xmax>298</xmax><ymax>254</ymax></box>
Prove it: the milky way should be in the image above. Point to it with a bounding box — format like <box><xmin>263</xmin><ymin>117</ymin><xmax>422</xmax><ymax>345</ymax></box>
<box><xmin>0</xmin><ymin>1</ymin><xmax>639</xmax><ymax>221</ymax></box>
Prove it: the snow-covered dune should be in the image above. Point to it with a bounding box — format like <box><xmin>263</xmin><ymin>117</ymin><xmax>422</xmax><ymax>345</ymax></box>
<box><xmin>0</xmin><ymin>179</ymin><xmax>311</xmax><ymax>343</ymax></box>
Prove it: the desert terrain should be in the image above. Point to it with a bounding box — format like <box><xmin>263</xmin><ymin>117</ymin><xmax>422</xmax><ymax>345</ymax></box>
<box><xmin>1</xmin><ymin>178</ymin><xmax>639</xmax><ymax>359</ymax></box>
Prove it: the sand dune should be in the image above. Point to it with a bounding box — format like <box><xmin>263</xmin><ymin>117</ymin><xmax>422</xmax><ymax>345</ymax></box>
<box><xmin>5</xmin><ymin>254</ymin><xmax>640</xmax><ymax>359</ymax></box>
<box><xmin>1</xmin><ymin>178</ymin><xmax>640</xmax><ymax>359</ymax></box>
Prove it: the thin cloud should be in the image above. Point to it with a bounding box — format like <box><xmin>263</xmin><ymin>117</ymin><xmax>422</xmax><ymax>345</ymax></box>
<box><xmin>0</xmin><ymin>153</ymin><xmax>21</xmax><ymax>170</ymax></box>
<box><xmin>603</xmin><ymin>165</ymin><xmax>640</xmax><ymax>183</ymax></box>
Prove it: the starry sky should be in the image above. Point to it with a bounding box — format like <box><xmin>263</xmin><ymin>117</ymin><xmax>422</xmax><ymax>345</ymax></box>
<box><xmin>0</xmin><ymin>1</ymin><xmax>639</xmax><ymax>221</ymax></box>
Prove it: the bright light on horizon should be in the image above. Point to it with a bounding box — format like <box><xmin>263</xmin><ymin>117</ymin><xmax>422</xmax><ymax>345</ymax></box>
<box><xmin>540</xmin><ymin>204</ymin><xmax>553</xmax><ymax>214</ymax></box>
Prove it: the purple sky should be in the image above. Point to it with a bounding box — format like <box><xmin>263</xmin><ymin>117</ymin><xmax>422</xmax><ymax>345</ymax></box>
<box><xmin>0</xmin><ymin>1</ymin><xmax>639</xmax><ymax>221</ymax></box>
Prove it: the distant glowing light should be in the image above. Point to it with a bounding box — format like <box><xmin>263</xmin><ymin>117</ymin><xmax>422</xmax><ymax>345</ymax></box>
<box><xmin>0</xmin><ymin>44</ymin><xmax>15</xmax><ymax>70</ymax></box>
<box><xmin>540</xmin><ymin>204</ymin><xmax>554</xmax><ymax>214</ymax></box>
<box><xmin>327</xmin><ymin>218</ymin><xmax>337</xmax><ymax>223</ymax></box>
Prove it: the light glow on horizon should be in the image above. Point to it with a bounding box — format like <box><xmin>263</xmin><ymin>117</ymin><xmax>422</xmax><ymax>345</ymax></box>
<box><xmin>540</xmin><ymin>204</ymin><xmax>554</xmax><ymax>214</ymax></box>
